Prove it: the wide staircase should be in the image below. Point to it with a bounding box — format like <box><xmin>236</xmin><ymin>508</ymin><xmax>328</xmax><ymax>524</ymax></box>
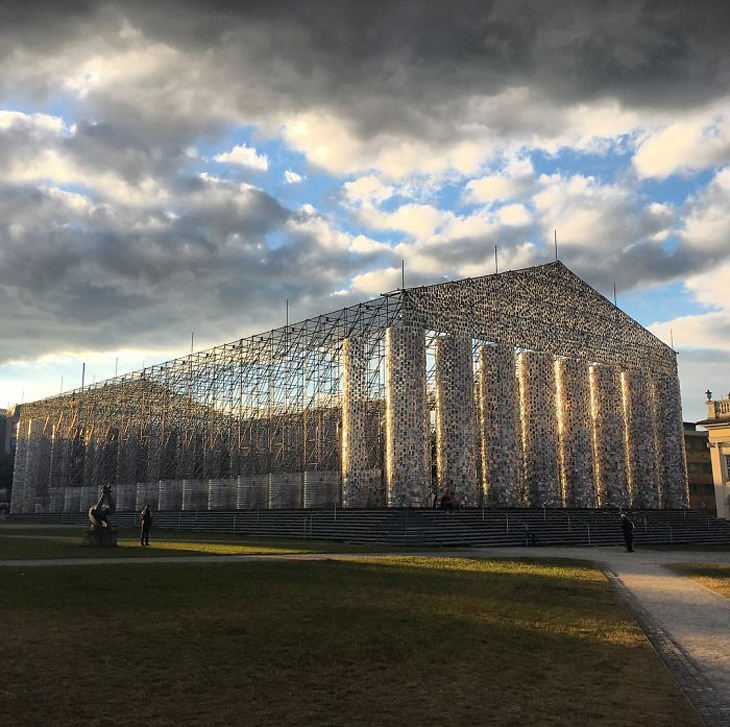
<box><xmin>12</xmin><ymin>507</ymin><xmax>730</xmax><ymax>548</ymax></box>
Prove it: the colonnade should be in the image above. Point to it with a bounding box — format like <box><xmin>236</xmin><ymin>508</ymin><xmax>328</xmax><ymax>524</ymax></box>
<box><xmin>11</xmin><ymin>324</ymin><xmax>687</xmax><ymax>513</ymax></box>
<box><xmin>341</xmin><ymin>326</ymin><xmax>688</xmax><ymax>510</ymax></box>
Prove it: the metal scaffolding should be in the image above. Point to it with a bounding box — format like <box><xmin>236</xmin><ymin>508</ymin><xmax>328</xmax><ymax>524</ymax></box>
<box><xmin>13</xmin><ymin>290</ymin><xmax>403</xmax><ymax>513</ymax></box>
<box><xmin>10</xmin><ymin>262</ymin><xmax>689</xmax><ymax>514</ymax></box>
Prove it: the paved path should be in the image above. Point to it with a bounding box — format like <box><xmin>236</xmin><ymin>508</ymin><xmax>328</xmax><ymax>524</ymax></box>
<box><xmin>471</xmin><ymin>546</ymin><xmax>730</xmax><ymax>725</ymax></box>
<box><xmin>1</xmin><ymin>544</ymin><xmax>728</xmax><ymax>722</ymax></box>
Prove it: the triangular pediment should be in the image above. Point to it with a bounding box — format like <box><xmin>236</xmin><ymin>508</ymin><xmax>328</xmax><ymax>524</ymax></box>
<box><xmin>403</xmin><ymin>261</ymin><xmax>674</xmax><ymax>374</ymax></box>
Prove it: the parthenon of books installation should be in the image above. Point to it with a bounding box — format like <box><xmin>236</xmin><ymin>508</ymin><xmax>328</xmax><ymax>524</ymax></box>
<box><xmin>10</xmin><ymin>262</ymin><xmax>689</xmax><ymax>514</ymax></box>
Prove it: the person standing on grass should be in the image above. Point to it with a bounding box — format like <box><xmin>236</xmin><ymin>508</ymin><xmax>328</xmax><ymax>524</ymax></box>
<box><xmin>140</xmin><ymin>504</ymin><xmax>152</xmax><ymax>547</ymax></box>
<box><xmin>621</xmin><ymin>512</ymin><xmax>635</xmax><ymax>552</ymax></box>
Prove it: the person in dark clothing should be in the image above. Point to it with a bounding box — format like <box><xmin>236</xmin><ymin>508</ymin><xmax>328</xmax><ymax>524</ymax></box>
<box><xmin>621</xmin><ymin>513</ymin><xmax>634</xmax><ymax>552</ymax></box>
<box><xmin>140</xmin><ymin>504</ymin><xmax>152</xmax><ymax>547</ymax></box>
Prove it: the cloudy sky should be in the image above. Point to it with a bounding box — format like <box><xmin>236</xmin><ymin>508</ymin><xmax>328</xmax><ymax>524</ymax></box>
<box><xmin>1</xmin><ymin>0</ymin><xmax>729</xmax><ymax>420</ymax></box>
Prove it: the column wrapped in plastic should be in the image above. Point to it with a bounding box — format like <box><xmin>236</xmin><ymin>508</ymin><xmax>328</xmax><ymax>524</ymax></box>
<box><xmin>555</xmin><ymin>358</ymin><xmax>595</xmax><ymax>507</ymax></box>
<box><xmin>622</xmin><ymin>370</ymin><xmax>660</xmax><ymax>508</ymax></box>
<box><xmin>517</xmin><ymin>351</ymin><xmax>561</xmax><ymax>507</ymax></box>
<box><xmin>589</xmin><ymin>364</ymin><xmax>630</xmax><ymax>508</ymax></box>
<box><xmin>434</xmin><ymin>335</ymin><xmax>479</xmax><ymax>506</ymax></box>
<box><xmin>385</xmin><ymin>325</ymin><xmax>431</xmax><ymax>507</ymax></box>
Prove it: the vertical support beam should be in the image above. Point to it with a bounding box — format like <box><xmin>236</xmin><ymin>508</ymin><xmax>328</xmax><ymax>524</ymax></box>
<box><xmin>117</xmin><ymin>427</ymin><xmax>139</xmax><ymax>511</ymax></box>
<box><xmin>34</xmin><ymin>422</ymin><xmax>52</xmax><ymax>513</ymax></box>
<box><xmin>24</xmin><ymin>418</ymin><xmax>42</xmax><ymax>513</ymax></box>
<box><xmin>82</xmin><ymin>435</ymin><xmax>97</xmax><ymax>511</ymax></box>
<box><xmin>477</xmin><ymin>344</ymin><xmax>522</xmax><ymax>506</ymax></box>
<box><xmin>48</xmin><ymin>424</ymin><xmax>70</xmax><ymax>513</ymax></box>
<box><xmin>589</xmin><ymin>365</ymin><xmax>629</xmax><ymax>507</ymax></box>
<box><xmin>342</xmin><ymin>336</ymin><xmax>380</xmax><ymax>507</ymax></box>
<box><xmin>517</xmin><ymin>351</ymin><xmax>561</xmax><ymax>507</ymax></box>
<box><xmin>651</xmin><ymin>372</ymin><xmax>689</xmax><ymax>508</ymax></box>
<box><xmin>385</xmin><ymin>325</ymin><xmax>430</xmax><ymax>507</ymax></box>
<box><xmin>434</xmin><ymin>335</ymin><xmax>479</xmax><ymax>505</ymax></box>
<box><xmin>10</xmin><ymin>416</ymin><xmax>28</xmax><ymax>513</ymax></box>
<box><xmin>621</xmin><ymin>370</ymin><xmax>660</xmax><ymax>508</ymax></box>
<box><xmin>555</xmin><ymin>358</ymin><xmax>595</xmax><ymax>507</ymax></box>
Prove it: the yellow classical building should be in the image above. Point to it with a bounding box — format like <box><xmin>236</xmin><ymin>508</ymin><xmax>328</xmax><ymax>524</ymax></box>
<box><xmin>699</xmin><ymin>391</ymin><xmax>730</xmax><ymax>520</ymax></box>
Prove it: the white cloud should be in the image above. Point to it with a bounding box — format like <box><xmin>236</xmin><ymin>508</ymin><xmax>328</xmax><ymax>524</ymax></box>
<box><xmin>281</xmin><ymin>111</ymin><xmax>497</xmax><ymax>180</ymax></box>
<box><xmin>651</xmin><ymin>312</ymin><xmax>730</xmax><ymax>351</ymax></box>
<box><xmin>464</xmin><ymin>157</ymin><xmax>535</xmax><ymax>204</ymax></box>
<box><xmin>284</xmin><ymin>170</ymin><xmax>304</xmax><ymax>183</ymax></box>
<box><xmin>279</xmin><ymin>94</ymin><xmax>654</xmax><ymax>183</ymax></box>
<box><xmin>649</xmin><ymin>264</ymin><xmax>730</xmax><ymax>366</ymax></box>
<box><xmin>348</xmin><ymin>267</ymin><xmax>402</xmax><ymax>296</ymax></box>
<box><xmin>286</xmin><ymin>208</ymin><xmax>391</xmax><ymax>255</ymax></box>
<box><xmin>5</xmin><ymin>148</ymin><xmax>169</xmax><ymax>207</ymax></box>
<box><xmin>634</xmin><ymin>113</ymin><xmax>730</xmax><ymax>179</ymax></box>
<box><xmin>498</xmin><ymin>203</ymin><xmax>532</xmax><ymax>226</ymax></box>
<box><xmin>214</xmin><ymin>144</ymin><xmax>269</xmax><ymax>170</ymax></box>
<box><xmin>343</xmin><ymin>175</ymin><xmax>395</xmax><ymax>206</ymax></box>
<box><xmin>0</xmin><ymin>110</ymin><xmax>65</xmax><ymax>134</ymax></box>
<box><xmin>685</xmin><ymin>260</ymin><xmax>730</xmax><ymax>309</ymax></box>
<box><xmin>680</xmin><ymin>167</ymin><xmax>730</xmax><ymax>254</ymax></box>
<box><xmin>532</xmin><ymin>173</ymin><xmax>673</xmax><ymax>251</ymax></box>
<box><xmin>364</xmin><ymin>203</ymin><xmax>452</xmax><ymax>239</ymax></box>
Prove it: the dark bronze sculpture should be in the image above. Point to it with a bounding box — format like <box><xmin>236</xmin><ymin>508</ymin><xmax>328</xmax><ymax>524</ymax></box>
<box><xmin>82</xmin><ymin>485</ymin><xmax>118</xmax><ymax>547</ymax></box>
<box><xmin>88</xmin><ymin>485</ymin><xmax>116</xmax><ymax>529</ymax></box>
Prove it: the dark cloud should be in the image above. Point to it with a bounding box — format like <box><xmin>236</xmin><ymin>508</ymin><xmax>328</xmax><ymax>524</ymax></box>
<box><xmin>1</xmin><ymin>0</ymin><xmax>729</xmax><ymax>373</ymax></box>
<box><xmin>3</xmin><ymin>1</ymin><xmax>730</xmax><ymax>147</ymax></box>
<box><xmin>0</xmin><ymin>174</ymin><xmax>383</xmax><ymax>363</ymax></box>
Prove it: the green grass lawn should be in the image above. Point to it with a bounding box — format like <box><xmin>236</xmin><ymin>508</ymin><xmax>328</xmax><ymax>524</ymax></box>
<box><xmin>0</xmin><ymin>557</ymin><xmax>697</xmax><ymax>727</ymax></box>
<box><xmin>667</xmin><ymin>563</ymin><xmax>730</xmax><ymax>598</ymax></box>
<box><xmin>0</xmin><ymin>531</ymin><xmax>408</xmax><ymax>560</ymax></box>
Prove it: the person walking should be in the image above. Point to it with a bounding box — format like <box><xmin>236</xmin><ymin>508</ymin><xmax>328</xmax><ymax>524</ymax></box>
<box><xmin>140</xmin><ymin>504</ymin><xmax>152</xmax><ymax>547</ymax></box>
<box><xmin>620</xmin><ymin>512</ymin><xmax>635</xmax><ymax>552</ymax></box>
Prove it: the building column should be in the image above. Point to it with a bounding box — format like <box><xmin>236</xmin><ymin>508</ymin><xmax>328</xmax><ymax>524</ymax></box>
<box><xmin>23</xmin><ymin>418</ymin><xmax>43</xmax><ymax>513</ymax></box>
<box><xmin>10</xmin><ymin>417</ymin><xmax>28</xmax><ymax>513</ymax></box>
<box><xmin>555</xmin><ymin>358</ymin><xmax>596</xmax><ymax>507</ymax></box>
<box><xmin>341</xmin><ymin>336</ymin><xmax>379</xmax><ymax>507</ymax></box>
<box><xmin>651</xmin><ymin>373</ymin><xmax>689</xmax><ymax>508</ymax></box>
<box><xmin>621</xmin><ymin>370</ymin><xmax>660</xmax><ymax>508</ymax></box>
<box><xmin>477</xmin><ymin>344</ymin><xmax>522</xmax><ymax>506</ymax></box>
<box><xmin>434</xmin><ymin>335</ymin><xmax>479</xmax><ymax>506</ymax></box>
<box><xmin>708</xmin><ymin>442</ymin><xmax>729</xmax><ymax>520</ymax></box>
<box><xmin>517</xmin><ymin>351</ymin><xmax>561</xmax><ymax>507</ymax></box>
<box><xmin>385</xmin><ymin>325</ymin><xmax>430</xmax><ymax>507</ymax></box>
<box><xmin>590</xmin><ymin>365</ymin><xmax>629</xmax><ymax>508</ymax></box>
<box><xmin>48</xmin><ymin>424</ymin><xmax>70</xmax><ymax>513</ymax></box>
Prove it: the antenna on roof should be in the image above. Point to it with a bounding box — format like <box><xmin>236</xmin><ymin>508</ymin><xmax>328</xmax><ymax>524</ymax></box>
<box><xmin>613</xmin><ymin>282</ymin><xmax>617</xmax><ymax>307</ymax></box>
<box><xmin>494</xmin><ymin>244</ymin><xmax>499</xmax><ymax>274</ymax></box>
<box><xmin>190</xmin><ymin>332</ymin><xmax>194</xmax><ymax>355</ymax></box>
<box><xmin>286</xmin><ymin>299</ymin><xmax>289</xmax><ymax>328</ymax></box>
<box><xmin>60</xmin><ymin>376</ymin><xmax>63</xmax><ymax>394</ymax></box>
<box><xmin>81</xmin><ymin>362</ymin><xmax>86</xmax><ymax>389</ymax></box>
<box><xmin>670</xmin><ymin>328</ymin><xmax>674</xmax><ymax>350</ymax></box>
<box><xmin>554</xmin><ymin>229</ymin><xmax>558</xmax><ymax>261</ymax></box>
<box><xmin>401</xmin><ymin>259</ymin><xmax>405</xmax><ymax>290</ymax></box>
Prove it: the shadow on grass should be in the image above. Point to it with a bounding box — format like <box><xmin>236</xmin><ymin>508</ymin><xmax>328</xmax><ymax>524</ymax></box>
<box><xmin>0</xmin><ymin>534</ymin><xmax>326</xmax><ymax>560</ymax></box>
<box><xmin>0</xmin><ymin>527</ymin><xmax>424</xmax><ymax>557</ymax></box>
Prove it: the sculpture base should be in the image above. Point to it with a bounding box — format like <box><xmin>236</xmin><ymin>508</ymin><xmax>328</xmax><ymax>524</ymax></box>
<box><xmin>81</xmin><ymin>527</ymin><xmax>118</xmax><ymax>548</ymax></box>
